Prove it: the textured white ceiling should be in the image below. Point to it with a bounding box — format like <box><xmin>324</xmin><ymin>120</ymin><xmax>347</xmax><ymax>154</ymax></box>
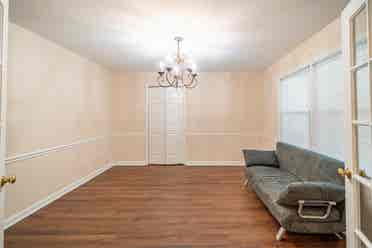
<box><xmin>10</xmin><ymin>0</ymin><xmax>348</xmax><ymax>72</ymax></box>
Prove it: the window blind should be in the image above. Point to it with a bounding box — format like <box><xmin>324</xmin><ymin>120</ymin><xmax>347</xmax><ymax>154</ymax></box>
<box><xmin>280</xmin><ymin>68</ymin><xmax>311</xmax><ymax>149</ymax></box>
<box><xmin>279</xmin><ymin>53</ymin><xmax>345</xmax><ymax>160</ymax></box>
<box><xmin>312</xmin><ymin>54</ymin><xmax>344</xmax><ymax>160</ymax></box>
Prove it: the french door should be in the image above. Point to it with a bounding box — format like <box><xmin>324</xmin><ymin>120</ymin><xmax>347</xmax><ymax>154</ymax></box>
<box><xmin>147</xmin><ymin>86</ymin><xmax>185</xmax><ymax>165</ymax></box>
<box><xmin>0</xmin><ymin>0</ymin><xmax>9</xmax><ymax>247</ymax></box>
<box><xmin>342</xmin><ymin>0</ymin><xmax>372</xmax><ymax>247</ymax></box>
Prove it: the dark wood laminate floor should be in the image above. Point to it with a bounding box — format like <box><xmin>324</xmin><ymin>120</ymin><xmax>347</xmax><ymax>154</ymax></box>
<box><xmin>5</xmin><ymin>166</ymin><xmax>346</xmax><ymax>248</ymax></box>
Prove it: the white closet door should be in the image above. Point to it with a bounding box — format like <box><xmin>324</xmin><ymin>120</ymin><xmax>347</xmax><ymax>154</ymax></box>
<box><xmin>149</xmin><ymin>88</ymin><xmax>166</xmax><ymax>164</ymax></box>
<box><xmin>165</xmin><ymin>88</ymin><xmax>185</xmax><ymax>164</ymax></box>
<box><xmin>148</xmin><ymin>87</ymin><xmax>185</xmax><ymax>165</ymax></box>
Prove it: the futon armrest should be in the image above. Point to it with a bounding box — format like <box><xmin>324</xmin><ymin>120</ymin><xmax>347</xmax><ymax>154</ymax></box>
<box><xmin>297</xmin><ymin>200</ymin><xmax>337</xmax><ymax>220</ymax></box>
<box><xmin>277</xmin><ymin>181</ymin><xmax>345</xmax><ymax>206</ymax></box>
<box><xmin>242</xmin><ymin>149</ymin><xmax>279</xmax><ymax>168</ymax></box>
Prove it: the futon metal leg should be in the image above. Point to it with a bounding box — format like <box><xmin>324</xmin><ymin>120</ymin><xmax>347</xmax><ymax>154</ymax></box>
<box><xmin>334</xmin><ymin>232</ymin><xmax>344</xmax><ymax>240</ymax></box>
<box><xmin>276</xmin><ymin>227</ymin><xmax>286</xmax><ymax>241</ymax></box>
<box><xmin>241</xmin><ymin>179</ymin><xmax>248</xmax><ymax>189</ymax></box>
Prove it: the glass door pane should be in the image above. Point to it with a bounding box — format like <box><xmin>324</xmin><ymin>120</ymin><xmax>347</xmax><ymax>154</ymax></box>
<box><xmin>360</xmin><ymin>183</ymin><xmax>372</xmax><ymax>247</ymax></box>
<box><xmin>354</xmin><ymin>6</ymin><xmax>368</xmax><ymax>65</ymax></box>
<box><xmin>357</xmin><ymin>126</ymin><xmax>372</xmax><ymax>177</ymax></box>
<box><xmin>356</xmin><ymin>64</ymin><xmax>371</xmax><ymax>121</ymax></box>
<box><xmin>0</xmin><ymin>4</ymin><xmax>3</xmax><ymax>114</ymax></box>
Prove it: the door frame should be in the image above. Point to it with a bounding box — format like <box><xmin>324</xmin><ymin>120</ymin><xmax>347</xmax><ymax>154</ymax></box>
<box><xmin>342</xmin><ymin>0</ymin><xmax>372</xmax><ymax>247</ymax></box>
<box><xmin>0</xmin><ymin>0</ymin><xmax>8</xmax><ymax>246</ymax></box>
<box><xmin>145</xmin><ymin>83</ymin><xmax>187</xmax><ymax>165</ymax></box>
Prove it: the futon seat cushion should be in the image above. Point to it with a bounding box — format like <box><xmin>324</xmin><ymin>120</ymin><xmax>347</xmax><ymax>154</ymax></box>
<box><xmin>245</xmin><ymin>166</ymin><xmax>298</xmax><ymax>183</ymax></box>
<box><xmin>245</xmin><ymin>166</ymin><xmax>301</xmax><ymax>200</ymax></box>
<box><xmin>246</xmin><ymin>167</ymin><xmax>343</xmax><ymax>224</ymax></box>
<box><xmin>277</xmin><ymin>181</ymin><xmax>345</xmax><ymax>206</ymax></box>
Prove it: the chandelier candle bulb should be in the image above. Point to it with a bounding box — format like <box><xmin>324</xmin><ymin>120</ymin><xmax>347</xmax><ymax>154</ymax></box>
<box><xmin>155</xmin><ymin>37</ymin><xmax>199</xmax><ymax>89</ymax></box>
<box><xmin>191</xmin><ymin>63</ymin><xmax>197</xmax><ymax>73</ymax></box>
<box><xmin>159</xmin><ymin>61</ymin><xmax>165</xmax><ymax>72</ymax></box>
<box><xmin>165</xmin><ymin>55</ymin><xmax>173</xmax><ymax>66</ymax></box>
<box><xmin>174</xmin><ymin>66</ymin><xmax>180</xmax><ymax>76</ymax></box>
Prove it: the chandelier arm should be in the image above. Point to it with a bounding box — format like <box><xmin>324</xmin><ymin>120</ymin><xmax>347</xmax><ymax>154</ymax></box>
<box><xmin>185</xmin><ymin>77</ymin><xmax>198</xmax><ymax>89</ymax></box>
<box><xmin>158</xmin><ymin>73</ymin><xmax>171</xmax><ymax>87</ymax></box>
<box><xmin>182</xmin><ymin>71</ymin><xmax>196</xmax><ymax>88</ymax></box>
<box><xmin>165</xmin><ymin>71</ymin><xmax>175</xmax><ymax>86</ymax></box>
<box><xmin>167</xmin><ymin>72</ymin><xmax>178</xmax><ymax>87</ymax></box>
<box><xmin>158</xmin><ymin>82</ymin><xmax>171</xmax><ymax>88</ymax></box>
<box><xmin>183</xmin><ymin>77</ymin><xmax>192</xmax><ymax>87</ymax></box>
<box><xmin>188</xmin><ymin>73</ymin><xmax>198</xmax><ymax>88</ymax></box>
<box><xmin>157</xmin><ymin>74</ymin><xmax>166</xmax><ymax>87</ymax></box>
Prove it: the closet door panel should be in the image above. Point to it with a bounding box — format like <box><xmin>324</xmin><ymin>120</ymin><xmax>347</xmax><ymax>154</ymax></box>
<box><xmin>149</xmin><ymin>88</ymin><xmax>165</xmax><ymax>164</ymax></box>
<box><xmin>165</xmin><ymin>88</ymin><xmax>184</xmax><ymax>164</ymax></box>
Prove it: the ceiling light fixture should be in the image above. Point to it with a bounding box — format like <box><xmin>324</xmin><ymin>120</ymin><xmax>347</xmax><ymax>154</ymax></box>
<box><xmin>156</xmin><ymin>37</ymin><xmax>199</xmax><ymax>88</ymax></box>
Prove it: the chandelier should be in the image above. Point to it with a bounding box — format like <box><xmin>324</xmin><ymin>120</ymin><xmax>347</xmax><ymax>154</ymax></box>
<box><xmin>156</xmin><ymin>37</ymin><xmax>199</xmax><ymax>88</ymax></box>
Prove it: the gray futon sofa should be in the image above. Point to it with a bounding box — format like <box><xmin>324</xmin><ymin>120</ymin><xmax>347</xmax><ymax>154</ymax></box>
<box><xmin>243</xmin><ymin>142</ymin><xmax>346</xmax><ymax>240</ymax></box>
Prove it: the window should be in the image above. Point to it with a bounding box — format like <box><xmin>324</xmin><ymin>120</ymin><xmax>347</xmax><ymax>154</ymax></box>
<box><xmin>279</xmin><ymin>53</ymin><xmax>344</xmax><ymax>160</ymax></box>
<box><xmin>312</xmin><ymin>54</ymin><xmax>344</xmax><ymax>160</ymax></box>
<box><xmin>280</xmin><ymin>68</ymin><xmax>311</xmax><ymax>149</ymax></box>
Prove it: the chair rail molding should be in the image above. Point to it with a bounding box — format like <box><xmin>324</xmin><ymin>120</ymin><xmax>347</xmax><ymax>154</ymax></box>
<box><xmin>112</xmin><ymin>132</ymin><xmax>145</xmax><ymax>137</ymax></box>
<box><xmin>6</xmin><ymin>135</ymin><xmax>109</xmax><ymax>165</ymax></box>
<box><xmin>185</xmin><ymin>132</ymin><xmax>261</xmax><ymax>137</ymax></box>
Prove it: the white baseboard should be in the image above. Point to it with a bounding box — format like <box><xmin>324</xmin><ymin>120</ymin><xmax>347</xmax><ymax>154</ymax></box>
<box><xmin>4</xmin><ymin>164</ymin><xmax>112</xmax><ymax>230</ymax></box>
<box><xmin>186</xmin><ymin>161</ymin><xmax>244</xmax><ymax>166</ymax></box>
<box><xmin>112</xmin><ymin>161</ymin><xmax>244</xmax><ymax>166</ymax></box>
<box><xmin>113</xmin><ymin>161</ymin><xmax>148</xmax><ymax>166</ymax></box>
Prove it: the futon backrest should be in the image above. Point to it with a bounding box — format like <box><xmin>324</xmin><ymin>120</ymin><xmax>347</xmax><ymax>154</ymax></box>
<box><xmin>276</xmin><ymin>142</ymin><xmax>344</xmax><ymax>186</ymax></box>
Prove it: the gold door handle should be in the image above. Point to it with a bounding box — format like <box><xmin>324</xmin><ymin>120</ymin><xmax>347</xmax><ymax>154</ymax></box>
<box><xmin>359</xmin><ymin>169</ymin><xmax>368</xmax><ymax>178</ymax></box>
<box><xmin>338</xmin><ymin>168</ymin><xmax>352</xmax><ymax>180</ymax></box>
<box><xmin>0</xmin><ymin>176</ymin><xmax>16</xmax><ymax>187</ymax></box>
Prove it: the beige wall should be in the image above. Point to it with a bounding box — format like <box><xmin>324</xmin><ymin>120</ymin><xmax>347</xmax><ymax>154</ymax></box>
<box><xmin>6</xmin><ymin>14</ymin><xmax>372</xmax><ymax>239</ymax></box>
<box><xmin>262</xmin><ymin>18</ymin><xmax>342</xmax><ymax>148</ymax></box>
<box><xmin>6</xmin><ymin>25</ymin><xmax>266</xmax><ymax>220</ymax></box>
<box><xmin>5</xmin><ymin>24</ymin><xmax>113</xmax><ymax>218</ymax></box>
<box><xmin>111</xmin><ymin>71</ymin><xmax>265</xmax><ymax>164</ymax></box>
